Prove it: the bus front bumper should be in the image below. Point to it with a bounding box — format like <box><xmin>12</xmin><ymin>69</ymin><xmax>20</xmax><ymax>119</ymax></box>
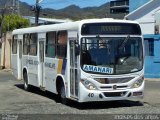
<box><xmin>78</xmin><ymin>82</ymin><xmax>144</xmax><ymax>103</ymax></box>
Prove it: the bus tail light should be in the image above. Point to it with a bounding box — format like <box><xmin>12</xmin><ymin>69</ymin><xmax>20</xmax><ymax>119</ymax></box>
<box><xmin>80</xmin><ymin>79</ymin><xmax>97</xmax><ymax>90</ymax></box>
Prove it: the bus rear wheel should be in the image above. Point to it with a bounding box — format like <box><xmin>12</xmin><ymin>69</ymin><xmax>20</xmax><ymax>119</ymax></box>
<box><xmin>23</xmin><ymin>72</ymin><xmax>31</xmax><ymax>91</ymax></box>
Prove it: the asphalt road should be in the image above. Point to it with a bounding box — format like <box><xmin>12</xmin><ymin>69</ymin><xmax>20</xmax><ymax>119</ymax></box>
<box><xmin>0</xmin><ymin>70</ymin><xmax>160</xmax><ymax>120</ymax></box>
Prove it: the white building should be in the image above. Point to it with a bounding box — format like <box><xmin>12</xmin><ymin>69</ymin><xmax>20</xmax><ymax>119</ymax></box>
<box><xmin>125</xmin><ymin>0</ymin><xmax>160</xmax><ymax>78</ymax></box>
<box><xmin>125</xmin><ymin>0</ymin><xmax>160</xmax><ymax>34</ymax></box>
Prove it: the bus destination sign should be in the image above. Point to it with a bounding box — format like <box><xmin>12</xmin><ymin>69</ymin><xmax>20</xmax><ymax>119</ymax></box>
<box><xmin>81</xmin><ymin>23</ymin><xmax>141</xmax><ymax>35</ymax></box>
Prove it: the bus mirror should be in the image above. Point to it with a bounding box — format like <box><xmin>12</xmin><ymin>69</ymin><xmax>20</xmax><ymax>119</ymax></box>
<box><xmin>75</xmin><ymin>45</ymin><xmax>80</xmax><ymax>56</ymax></box>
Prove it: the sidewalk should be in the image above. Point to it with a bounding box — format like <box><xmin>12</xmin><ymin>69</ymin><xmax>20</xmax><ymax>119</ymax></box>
<box><xmin>0</xmin><ymin>69</ymin><xmax>12</xmax><ymax>72</ymax></box>
<box><xmin>145</xmin><ymin>78</ymin><xmax>160</xmax><ymax>82</ymax></box>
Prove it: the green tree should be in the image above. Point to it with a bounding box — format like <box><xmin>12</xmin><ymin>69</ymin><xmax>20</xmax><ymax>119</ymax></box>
<box><xmin>0</xmin><ymin>14</ymin><xmax>30</xmax><ymax>33</ymax></box>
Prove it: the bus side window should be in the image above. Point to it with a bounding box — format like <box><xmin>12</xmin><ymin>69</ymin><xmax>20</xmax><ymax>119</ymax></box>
<box><xmin>23</xmin><ymin>34</ymin><xmax>30</xmax><ymax>55</ymax></box>
<box><xmin>29</xmin><ymin>33</ymin><xmax>37</xmax><ymax>56</ymax></box>
<box><xmin>46</xmin><ymin>32</ymin><xmax>56</xmax><ymax>58</ymax></box>
<box><xmin>12</xmin><ymin>35</ymin><xmax>17</xmax><ymax>54</ymax></box>
<box><xmin>57</xmin><ymin>31</ymin><xmax>67</xmax><ymax>58</ymax></box>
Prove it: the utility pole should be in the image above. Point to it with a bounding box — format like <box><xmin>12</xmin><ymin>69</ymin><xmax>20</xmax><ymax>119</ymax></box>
<box><xmin>13</xmin><ymin>0</ymin><xmax>20</xmax><ymax>15</ymax></box>
<box><xmin>0</xmin><ymin>6</ymin><xmax>7</xmax><ymax>42</ymax></box>
<box><xmin>35</xmin><ymin>0</ymin><xmax>43</xmax><ymax>26</ymax></box>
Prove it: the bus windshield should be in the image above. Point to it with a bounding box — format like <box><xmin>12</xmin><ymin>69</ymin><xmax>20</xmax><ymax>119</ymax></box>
<box><xmin>81</xmin><ymin>37</ymin><xmax>143</xmax><ymax>75</ymax></box>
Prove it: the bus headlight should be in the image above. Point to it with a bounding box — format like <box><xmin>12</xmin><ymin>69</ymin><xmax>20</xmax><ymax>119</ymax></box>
<box><xmin>81</xmin><ymin>79</ymin><xmax>97</xmax><ymax>90</ymax></box>
<box><xmin>132</xmin><ymin>77</ymin><xmax>144</xmax><ymax>88</ymax></box>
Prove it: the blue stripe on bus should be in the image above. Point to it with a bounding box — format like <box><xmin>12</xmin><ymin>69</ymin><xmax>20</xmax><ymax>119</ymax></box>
<box><xmin>62</xmin><ymin>59</ymin><xmax>67</xmax><ymax>75</ymax></box>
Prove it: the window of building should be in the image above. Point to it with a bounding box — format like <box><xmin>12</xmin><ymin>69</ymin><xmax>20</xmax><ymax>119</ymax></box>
<box><xmin>46</xmin><ymin>32</ymin><xmax>56</xmax><ymax>58</ymax></box>
<box><xmin>144</xmin><ymin>38</ymin><xmax>154</xmax><ymax>56</ymax></box>
<box><xmin>12</xmin><ymin>35</ymin><xmax>17</xmax><ymax>54</ymax></box>
<box><xmin>29</xmin><ymin>33</ymin><xmax>37</xmax><ymax>56</ymax></box>
<box><xmin>23</xmin><ymin>34</ymin><xmax>30</xmax><ymax>55</ymax></box>
<box><xmin>57</xmin><ymin>31</ymin><xmax>67</xmax><ymax>58</ymax></box>
<box><xmin>110</xmin><ymin>0</ymin><xmax>129</xmax><ymax>14</ymax></box>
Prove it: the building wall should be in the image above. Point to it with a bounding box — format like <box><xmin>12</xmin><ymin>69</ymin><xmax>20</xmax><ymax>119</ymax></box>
<box><xmin>138</xmin><ymin>18</ymin><xmax>155</xmax><ymax>34</ymax></box>
<box><xmin>144</xmin><ymin>35</ymin><xmax>160</xmax><ymax>78</ymax></box>
<box><xmin>5</xmin><ymin>32</ymin><xmax>11</xmax><ymax>69</ymax></box>
<box><xmin>126</xmin><ymin>0</ymin><xmax>160</xmax><ymax>35</ymax></box>
<box><xmin>0</xmin><ymin>32</ymin><xmax>12</xmax><ymax>69</ymax></box>
<box><xmin>0</xmin><ymin>36</ymin><xmax>5</xmax><ymax>69</ymax></box>
<box><xmin>110</xmin><ymin>0</ymin><xmax>129</xmax><ymax>14</ymax></box>
<box><xmin>110</xmin><ymin>0</ymin><xmax>150</xmax><ymax>14</ymax></box>
<box><xmin>155</xmin><ymin>10</ymin><xmax>160</xmax><ymax>34</ymax></box>
<box><xmin>125</xmin><ymin>0</ymin><xmax>160</xmax><ymax>78</ymax></box>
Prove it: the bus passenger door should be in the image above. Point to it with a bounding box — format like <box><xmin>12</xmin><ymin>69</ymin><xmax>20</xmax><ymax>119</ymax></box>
<box><xmin>38</xmin><ymin>38</ymin><xmax>45</xmax><ymax>90</ymax></box>
<box><xmin>68</xmin><ymin>31</ymin><xmax>79</xmax><ymax>98</ymax></box>
<box><xmin>11</xmin><ymin>35</ymin><xmax>18</xmax><ymax>78</ymax></box>
<box><xmin>17</xmin><ymin>35</ymin><xmax>23</xmax><ymax>80</ymax></box>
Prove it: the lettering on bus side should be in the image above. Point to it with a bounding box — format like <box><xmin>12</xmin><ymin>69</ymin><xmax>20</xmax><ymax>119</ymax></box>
<box><xmin>45</xmin><ymin>62</ymin><xmax>56</xmax><ymax>69</ymax></box>
<box><xmin>25</xmin><ymin>59</ymin><xmax>56</xmax><ymax>69</ymax></box>
<box><xmin>26</xmin><ymin>59</ymin><xmax>39</xmax><ymax>65</ymax></box>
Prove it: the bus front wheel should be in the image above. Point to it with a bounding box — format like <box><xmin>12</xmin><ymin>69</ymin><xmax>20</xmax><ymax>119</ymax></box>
<box><xmin>23</xmin><ymin>72</ymin><xmax>31</xmax><ymax>91</ymax></box>
<box><xmin>60</xmin><ymin>83</ymin><xmax>68</xmax><ymax>105</ymax></box>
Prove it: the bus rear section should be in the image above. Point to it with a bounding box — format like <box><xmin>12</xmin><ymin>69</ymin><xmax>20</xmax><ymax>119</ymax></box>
<box><xmin>78</xmin><ymin>20</ymin><xmax>144</xmax><ymax>102</ymax></box>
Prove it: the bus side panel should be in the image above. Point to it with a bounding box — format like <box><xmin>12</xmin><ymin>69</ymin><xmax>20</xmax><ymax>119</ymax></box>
<box><xmin>44</xmin><ymin>58</ymin><xmax>58</xmax><ymax>93</ymax></box>
<box><xmin>11</xmin><ymin>54</ymin><xmax>18</xmax><ymax>78</ymax></box>
<box><xmin>44</xmin><ymin>58</ymin><xmax>68</xmax><ymax>94</ymax></box>
<box><xmin>27</xmin><ymin>56</ymin><xmax>39</xmax><ymax>87</ymax></box>
<box><xmin>62</xmin><ymin>59</ymin><xmax>68</xmax><ymax>97</ymax></box>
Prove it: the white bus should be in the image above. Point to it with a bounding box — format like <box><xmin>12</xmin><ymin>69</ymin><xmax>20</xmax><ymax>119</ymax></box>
<box><xmin>12</xmin><ymin>18</ymin><xmax>144</xmax><ymax>104</ymax></box>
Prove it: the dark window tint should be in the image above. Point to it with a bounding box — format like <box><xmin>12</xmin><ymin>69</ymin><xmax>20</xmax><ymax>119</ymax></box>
<box><xmin>29</xmin><ymin>33</ymin><xmax>37</xmax><ymax>56</ymax></box>
<box><xmin>23</xmin><ymin>34</ymin><xmax>30</xmax><ymax>55</ymax></box>
<box><xmin>46</xmin><ymin>32</ymin><xmax>56</xmax><ymax>58</ymax></box>
<box><xmin>57</xmin><ymin>31</ymin><xmax>67</xmax><ymax>58</ymax></box>
<box><xmin>12</xmin><ymin>35</ymin><xmax>17</xmax><ymax>54</ymax></box>
<box><xmin>81</xmin><ymin>23</ymin><xmax>141</xmax><ymax>35</ymax></box>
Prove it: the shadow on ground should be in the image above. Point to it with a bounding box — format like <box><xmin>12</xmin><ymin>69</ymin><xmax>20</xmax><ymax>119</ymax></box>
<box><xmin>15</xmin><ymin>84</ymin><xmax>144</xmax><ymax>110</ymax></box>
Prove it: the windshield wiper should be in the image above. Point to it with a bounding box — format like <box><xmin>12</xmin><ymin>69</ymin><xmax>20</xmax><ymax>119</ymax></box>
<box><xmin>119</xmin><ymin>35</ymin><xmax>130</xmax><ymax>50</ymax></box>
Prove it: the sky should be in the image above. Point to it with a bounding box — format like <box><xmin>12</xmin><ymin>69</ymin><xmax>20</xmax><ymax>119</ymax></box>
<box><xmin>20</xmin><ymin>0</ymin><xmax>111</xmax><ymax>10</ymax></box>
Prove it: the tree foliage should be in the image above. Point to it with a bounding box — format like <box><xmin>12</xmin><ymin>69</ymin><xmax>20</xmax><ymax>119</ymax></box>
<box><xmin>0</xmin><ymin>14</ymin><xmax>30</xmax><ymax>32</ymax></box>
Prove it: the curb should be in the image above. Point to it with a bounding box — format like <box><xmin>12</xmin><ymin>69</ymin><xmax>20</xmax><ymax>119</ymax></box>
<box><xmin>145</xmin><ymin>78</ymin><xmax>160</xmax><ymax>82</ymax></box>
<box><xmin>0</xmin><ymin>69</ymin><xmax>12</xmax><ymax>72</ymax></box>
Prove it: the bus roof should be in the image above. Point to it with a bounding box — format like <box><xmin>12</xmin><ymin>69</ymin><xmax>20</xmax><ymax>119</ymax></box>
<box><xmin>12</xmin><ymin>18</ymin><xmax>139</xmax><ymax>35</ymax></box>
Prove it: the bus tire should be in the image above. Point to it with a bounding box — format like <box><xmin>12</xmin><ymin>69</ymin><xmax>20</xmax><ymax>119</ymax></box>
<box><xmin>60</xmin><ymin>83</ymin><xmax>68</xmax><ymax>105</ymax></box>
<box><xmin>23</xmin><ymin>72</ymin><xmax>31</xmax><ymax>91</ymax></box>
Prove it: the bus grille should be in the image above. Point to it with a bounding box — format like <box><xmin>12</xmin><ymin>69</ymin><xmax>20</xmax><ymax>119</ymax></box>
<box><xmin>95</xmin><ymin>77</ymin><xmax>134</xmax><ymax>84</ymax></box>
<box><xmin>103</xmin><ymin>92</ymin><xmax>127</xmax><ymax>97</ymax></box>
<box><xmin>100</xmin><ymin>85</ymin><xmax>128</xmax><ymax>89</ymax></box>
